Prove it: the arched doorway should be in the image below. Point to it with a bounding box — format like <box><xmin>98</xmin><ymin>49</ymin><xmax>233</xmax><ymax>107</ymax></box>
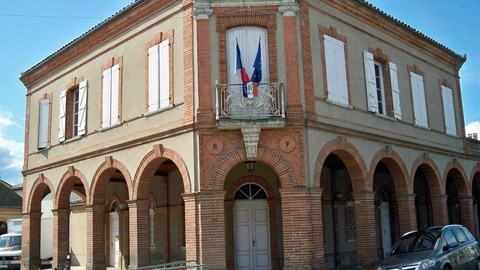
<box><xmin>414</xmin><ymin>170</ymin><xmax>432</xmax><ymax>229</ymax></box>
<box><xmin>446</xmin><ymin>173</ymin><xmax>461</xmax><ymax>224</ymax></box>
<box><xmin>234</xmin><ymin>183</ymin><xmax>270</xmax><ymax>270</ymax></box>
<box><xmin>0</xmin><ymin>222</ymin><xmax>6</xmax><ymax>235</ymax></box>
<box><xmin>321</xmin><ymin>153</ymin><xmax>356</xmax><ymax>269</ymax></box>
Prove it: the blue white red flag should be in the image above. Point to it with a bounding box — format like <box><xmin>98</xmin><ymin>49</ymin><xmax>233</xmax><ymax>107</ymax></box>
<box><xmin>235</xmin><ymin>41</ymin><xmax>250</xmax><ymax>97</ymax></box>
<box><xmin>250</xmin><ymin>39</ymin><xmax>262</xmax><ymax>97</ymax></box>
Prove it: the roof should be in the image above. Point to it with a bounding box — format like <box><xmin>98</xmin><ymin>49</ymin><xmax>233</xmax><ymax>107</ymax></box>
<box><xmin>20</xmin><ymin>0</ymin><xmax>465</xmax><ymax>78</ymax></box>
<box><xmin>0</xmin><ymin>180</ymin><xmax>22</xmax><ymax>208</ymax></box>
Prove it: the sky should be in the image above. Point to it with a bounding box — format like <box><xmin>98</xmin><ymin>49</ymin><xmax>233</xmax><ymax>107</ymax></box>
<box><xmin>0</xmin><ymin>1</ymin><xmax>479</xmax><ymax>186</ymax></box>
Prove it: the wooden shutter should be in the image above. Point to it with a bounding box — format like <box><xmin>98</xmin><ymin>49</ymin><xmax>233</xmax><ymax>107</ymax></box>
<box><xmin>102</xmin><ymin>68</ymin><xmax>112</xmax><ymax>128</ymax></box>
<box><xmin>111</xmin><ymin>64</ymin><xmax>120</xmax><ymax>125</ymax></box>
<box><xmin>78</xmin><ymin>80</ymin><xmax>88</xmax><ymax>135</ymax></box>
<box><xmin>411</xmin><ymin>72</ymin><xmax>428</xmax><ymax>127</ymax></box>
<box><xmin>389</xmin><ymin>62</ymin><xmax>402</xmax><ymax>119</ymax></box>
<box><xmin>363</xmin><ymin>50</ymin><xmax>378</xmax><ymax>112</ymax></box>
<box><xmin>334</xmin><ymin>38</ymin><xmax>349</xmax><ymax>106</ymax></box>
<box><xmin>148</xmin><ymin>44</ymin><xmax>160</xmax><ymax>112</ymax></box>
<box><xmin>58</xmin><ymin>90</ymin><xmax>67</xmax><ymax>142</ymax></box>
<box><xmin>324</xmin><ymin>35</ymin><xmax>337</xmax><ymax>102</ymax></box>
<box><xmin>442</xmin><ymin>86</ymin><xmax>457</xmax><ymax>136</ymax></box>
<box><xmin>38</xmin><ymin>99</ymin><xmax>49</xmax><ymax>148</ymax></box>
<box><xmin>159</xmin><ymin>39</ymin><xmax>170</xmax><ymax>108</ymax></box>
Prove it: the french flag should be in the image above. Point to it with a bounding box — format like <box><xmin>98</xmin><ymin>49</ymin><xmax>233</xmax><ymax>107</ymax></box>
<box><xmin>235</xmin><ymin>41</ymin><xmax>250</xmax><ymax>97</ymax></box>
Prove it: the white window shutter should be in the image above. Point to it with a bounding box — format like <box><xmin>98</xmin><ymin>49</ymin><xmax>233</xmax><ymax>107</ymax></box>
<box><xmin>148</xmin><ymin>44</ymin><xmax>160</xmax><ymax>112</ymax></box>
<box><xmin>442</xmin><ymin>86</ymin><xmax>457</xmax><ymax>136</ymax></box>
<box><xmin>159</xmin><ymin>39</ymin><xmax>170</xmax><ymax>108</ymax></box>
<box><xmin>78</xmin><ymin>80</ymin><xmax>88</xmax><ymax>135</ymax></box>
<box><xmin>411</xmin><ymin>72</ymin><xmax>428</xmax><ymax>127</ymax></box>
<box><xmin>363</xmin><ymin>50</ymin><xmax>378</xmax><ymax>113</ymax></box>
<box><xmin>102</xmin><ymin>68</ymin><xmax>112</xmax><ymax>128</ymax></box>
<box><xmin>334</xmin><ymin>38</ymin><xmax>349</xmax><ymax>106</ymax></box>
<box><xmin>324</xmin><ymin>35</ymin><xmax>338</xmax><ymax>102</ymax></box>
<box><xmin>38</xmin><ymin>99</ymin><xmax>49</xmax><ymax>148</ymax></box>
<box><xmin>58</xmin><ymin>90</ymin><xmax>67</xmax><ymax>142</ymax></box>
<box><xmin>111</xmin><ymin>64</ymin><xmax>120</xmax><ymax>125</ymax></box>
<box><xmin>389</xmin><ymin>62</ymin><xmax>402</xmax><ymax>119</ymax></box>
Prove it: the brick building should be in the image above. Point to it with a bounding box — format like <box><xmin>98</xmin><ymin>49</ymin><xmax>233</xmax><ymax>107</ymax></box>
<box><xmin>19</xmin><ymin>0</ymin><xmax>480</xmax><ymax>269</ymax></box>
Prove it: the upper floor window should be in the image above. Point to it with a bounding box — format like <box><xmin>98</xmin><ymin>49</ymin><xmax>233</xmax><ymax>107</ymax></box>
<box><xmin>38</xmin><ymin>96</ymin><xmax>51</xmax><ymax>149</ymax></box>
<box><xmin>59</xmin><ymin>80</ymin><xmax>87</xmax><ymax>142</ymax></box>
<box><xmin>441</xmin><ymin>85</ymin><xmax>457</xmax><ymax>136</ymax></box>
<box><xmin>102</xmin><ymin>60</ymin><xmax>121</xmax><ymax>128</ymax></box>
<box><xmin>323</xmin><ymin>34</ymin><xmax>348</xmax><ymax>106</ymax></box>
<box><xmin>410</xmin><ymin>72</ymin><xmax>428</xmax><ymax>128</ymax></box>
<box><xmin>227</xmin><ymin>26</ymin><xmax>269</xmax><ymax>89</ymax></box>
<box><xmin>363</xmin><ymin>50</ymin><xmax>402</xmax><ymax>119</ymax></box>
<box><xmin>148</xmin><ymin>39</ymin><xmax>170</xmax><ymax>112</ymax></box>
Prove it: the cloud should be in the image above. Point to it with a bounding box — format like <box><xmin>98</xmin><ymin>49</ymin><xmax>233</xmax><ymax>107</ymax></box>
<box><xmin>465</xmin><ymin>121</ymin><xmax>480</xmax><ymax>137</ymax></box>
<box><xmin>0</xmin><ymin>112</ymin><xmax>24</xmax><ymax>185</ymax></box>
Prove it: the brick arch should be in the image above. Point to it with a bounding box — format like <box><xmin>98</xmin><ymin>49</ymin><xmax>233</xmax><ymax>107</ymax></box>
<box><xmin>55</xmin><ymin>166</ymin><xmax>90</xmax><ymax>209</ymax></box>
<box><xmin>133</xmin><ymin>144</ymin><xmax>191</xmax><ymax>200</ymax></box>
<box><xmin>411</xmin><ymin>154</ymin><xmax>442</xmax><ymax>196</ymax></box>
<box><xmin>26</xmin><ymin>174</ymin><xmax>56</xmax><ymax>213</ymax></box>
<box><xmin>369</xmin><ymin>146</ymin><xmax>410</xmax><ymax>193</ymax></box>
<box><xmin>208</xmin><ymin>147</ymin><xmax>295</xmax><ymax>191</ymax></box>
<box><xmin>471</xmin><ymin>162</ymin><xmax>480</xmax><ymax>187</ymax></box>
<box><xmin>444</xmin><ymin>159</ymin><xmax>470</xmax><ymax>197</ymax></box>
<box><xmin>90</xmin><ymin>156</ymin><xmax>133</xmax><ymax>205</ymax></box>
<box><xmin>313</xmin><ymin>137</ymin><xmax>369</xmax><ymax>191</ymax></box>
<box><xmin>216</xmin><ymin>8</ymin><xmax>278</xmax><ymax>83</ymax></box>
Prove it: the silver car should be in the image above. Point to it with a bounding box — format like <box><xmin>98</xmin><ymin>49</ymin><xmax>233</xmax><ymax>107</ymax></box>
<box><xmin>377</xmin><ymin>225</ymin><xmax>480</xmax><ymax>270</ymax></box>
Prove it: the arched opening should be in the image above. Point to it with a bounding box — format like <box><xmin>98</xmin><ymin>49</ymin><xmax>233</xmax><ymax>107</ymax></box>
<box><xmin>414</xmin><ymin>169</ymin><xmax>432</xmax><ymax>229</ymax></box>
<box><xmin>225</xmin><ymin>162</ymin><xmax>282</xmax><ymax>270</ymax></box>
<box><xmin>0</xmin><ymin>221</ymin><xmax>6</xmax><ymax>235</ymax></box>
<box><xmin>321</xmin><ymin>153</ymin><xmax>356</xmax><ymax>269</ymax></box>
<box><xmin>446</xmin><ymin>172</ymin><xmax>461</xmax><ymax>224</ymax></box>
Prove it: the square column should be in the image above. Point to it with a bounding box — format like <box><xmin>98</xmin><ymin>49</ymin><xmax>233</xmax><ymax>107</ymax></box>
<box><xmin>353</xmin><ymin>190</ymin><xmax>378</xmax><ymax>269</ymax></box>
<box><xmin>280</xmin><ymin>186</ymin><xmax>324</xmax><ymax>269</ymax></box>
<box><xmin>86</xmin><ymin>204</ymin><xmax>106</xmax><ymax>270</ymax></box>
<box><xmin>52</xmin><ymin>208</ymin><xmax>70</xmax><ymax>270</ymax></box>
<box><xmin>21</xmin><ymin>212</ymin><xmax>42</xmax><ymax>270</ymax></box>
<box><xmin>396</xmin><ymin>194</ymin><xmax>417</xmax><ymax>234</ymax></box>
<box><xmin>183</xmin><ymin>191</ymin><xmax>226</xmax><ymax>270</ymax></box>
<box><xmin>127</xmin><ymin>199</ymin><xmax>151</xmax><ymax>268</ymax></box>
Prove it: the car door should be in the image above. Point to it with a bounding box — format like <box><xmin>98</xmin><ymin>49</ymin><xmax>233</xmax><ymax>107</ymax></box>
<box><xmin>442</xmin><ymin>229</ymin><xmax>463</xmax><ymax>268</ymax></box>
<box><xmin>452</xmin><ymin>228</ymin><xmax>477</xmax><ymax>269</ymax></box>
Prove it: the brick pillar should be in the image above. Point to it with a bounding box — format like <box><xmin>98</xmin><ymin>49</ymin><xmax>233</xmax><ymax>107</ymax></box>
<box><xmin>280</xmin><ymin>186</ymin><xmax>324</xmax><ymax>270</ymax></box>
<box><xmin>183</xmin><ymin>191</ymin><xmax>226</xmax><ymax>270</ymax></box>
<box><xmin>128</xmin><ymin>199</ymin><xmax>151</xmax><ymax>268</ymax></box>
<box><xmin>281</xmin><ymin>4</ymin><xmax>303</xmax><ymax>120</ymax></box>
<box><xmin>21</xmin><ymin>211</ymin><xmax>42</xmax><ymax>270</ymax></box>
<box><xmin>52</xmin><ymin>208</ymin><xmax>70</xmax><ymax>270</ymax></box>
<box><xmin>396</xmin><ymin>193</ymin><xmax>417</xmax><ymax>234</ymax></box>
<box><xmin>86</xmin><ymin>204</ymin><xmax>106</xmax><ymax>270</ymax></box>
<box><xmin>459</xmin><ymin>197</ymin><xmax>475</xmax><ymax>232</ymax></box>
<box><xmin>353</xmin><ymin>190</ymin><xmax>378</xmax><ymax>269</ymax></box>
<box><xmin>194</xmin><ymin>11</ymin><xmax>214</xmax><ymax>124</ymax></box>
<box><xmin>431</xmin><ymin>195</ymin><xmax>448</xmax><ymax>226</ymax></box>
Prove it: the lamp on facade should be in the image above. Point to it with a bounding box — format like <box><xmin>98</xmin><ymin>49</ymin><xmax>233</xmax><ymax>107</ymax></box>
<box><xmin>244</xmin><ymin>160</ymin><xmax>255</xmax><ymax>173</ymax></box>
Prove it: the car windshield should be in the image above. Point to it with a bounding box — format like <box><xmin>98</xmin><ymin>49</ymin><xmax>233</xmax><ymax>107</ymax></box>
<box><xmin>0</xmin><ymin>235</ymin><xmax>21</xmax><ymax>248</ymax></box>
<box><xmin>391</xmin><ymin>229</ymin><xmax>441</xmax><ymax>255</ymax></box>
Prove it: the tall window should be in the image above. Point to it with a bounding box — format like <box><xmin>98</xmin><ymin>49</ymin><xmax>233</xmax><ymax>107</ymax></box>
<box><xmin>59</xmin><ymin>80</ymin><xmax>87</xmax><ymax>142</ymax></box>
<box><xmin>363</xmin><ymin>50</ymin><xmax>402</xmax><ymax>119</ymax></box>
<box><xmin>441</xmin><ymin>85</ymin><xmax>457</xmax><ymax>136</ymax></box>
<box><xmin>410</xmin><ymin>72</ymin><xmax>428</xmax><ymax>128</ymax></box>
<box><xmin>227</xmin><ymin>26</ymin><xmax>269</xmax><ymax>84</ymax></box>
<box><xmin>148</xmin><ymin>39</ymin><xmax>170</xmax><ymax>112</ymax></box>
<box><xmin>324</xmin><ymin>34</ymin><xmax>348</xmax><ymax>106</ymax></box>
<box><xmin>102</xmin><ymin>64</ymin><xmax>120</xmax><ymax>128</ymax></box>
<box><xmin>38</xmin><ymin>98</ymin><xmax>51</xmax><ymax>149</ymax></box>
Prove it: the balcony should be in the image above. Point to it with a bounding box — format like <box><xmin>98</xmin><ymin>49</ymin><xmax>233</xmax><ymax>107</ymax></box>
<box><xmin>215</xmin><ymin>81</ymin><xmax>286</xmax><ymax>129</ymax></box>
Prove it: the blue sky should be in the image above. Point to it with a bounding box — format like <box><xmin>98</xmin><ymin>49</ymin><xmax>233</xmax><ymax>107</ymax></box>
<box><xmin>0</xmin><ymin>1</ymin><xmax>479</xmax><ymax>185</ymax></box>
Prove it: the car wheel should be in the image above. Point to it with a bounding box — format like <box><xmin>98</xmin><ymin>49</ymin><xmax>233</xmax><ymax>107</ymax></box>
<box><xmin>443</xmin><ymin>265</ymin><xmax>452</xmax><ymax>270</ymax></box>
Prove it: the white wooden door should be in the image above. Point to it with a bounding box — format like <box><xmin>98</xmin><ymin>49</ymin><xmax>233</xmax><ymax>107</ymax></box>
<box><xmin>234</xmin><ymin>200</ymin><xmax>270</xmax><ymax>270</ymax></box>
<box><xmin>109</xmin><ymin>212</ymin><xmax>120</xmax><ymax>268</ymax></box>
<box><xmin>380</xmin><ymin>201</ymin><xmax>392</xmax><ymax>256</ymax></box>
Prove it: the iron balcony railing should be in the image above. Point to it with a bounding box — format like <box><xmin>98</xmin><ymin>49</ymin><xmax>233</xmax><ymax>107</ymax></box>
<box><xmin>129</xmin><ymin>260</ymin><xmax>208</xmax><ymax>270</ymax></box>
<box><xmin>215</xmin><ymin>81</ymin><xmax>285</xmax><ymax>120</ymax></box>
